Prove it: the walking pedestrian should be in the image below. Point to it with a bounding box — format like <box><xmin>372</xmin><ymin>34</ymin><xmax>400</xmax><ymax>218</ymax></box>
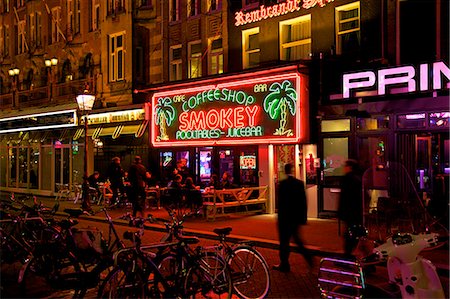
<box><xmin>338</xmin><ymin>159</ymin><xmax>363</xmax><ymax>257</ymax></box>
<box><xmin>273</xmin><ymin>163</ymin><xmax>313</xmax><ymax>273</ymax></box>
<box><xmin>107</xmin><ymin>157</ymin><xmax>125</xmax><ymax>206</ymax></box>
<box><xmin>128</xmin><ymin>156</ymin><xmax>147</xmax><ymax>217</ymax></box>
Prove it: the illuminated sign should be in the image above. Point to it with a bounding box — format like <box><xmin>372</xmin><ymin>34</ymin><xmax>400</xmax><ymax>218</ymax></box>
<box><xmin>235</xmin><ymin>0</ymin><xmax>334</xmax><ymax>26</ymax></box>
<box><xmin>240</xmin><ymin>155</ymin><xmax>257</xmax><ymax>169</ymax></box>
<box><xmin>342</xmin><ymin>61</ymin><xmax>450</xmax><ymax>99</ymax></box>
<box><xmin>151</xmin><ymin>72</ymin><xmax>302</xmax><ymax>147</ymax></box>
<box><xmin>86</xmin><ymin>109</ymin><xmax>145</xmax><ymax>125</ymax></box>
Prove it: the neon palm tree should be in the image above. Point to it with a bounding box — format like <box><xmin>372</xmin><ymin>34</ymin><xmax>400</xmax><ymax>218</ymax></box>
<box><xmin>263</xmin><ymin>80</ymin><xmax>297</xmax><ymax>136</ymax></box>
<box><xmin>155</xmin><ymin>97</ymin><xmax>176</xmax><ymax>141</ymax></box>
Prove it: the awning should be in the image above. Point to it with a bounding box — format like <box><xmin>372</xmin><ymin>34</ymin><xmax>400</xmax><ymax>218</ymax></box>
<box><xmin>79</xmin><ymin>121</ymin><xmax>148</xmax><ymax>140</ymax></box>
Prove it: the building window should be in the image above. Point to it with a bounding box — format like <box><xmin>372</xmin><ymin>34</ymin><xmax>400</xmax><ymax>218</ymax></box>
<box><xmin>28</xmin><ymin>13</ymin><xmax>35</xmax><ymax>45</ymax></box>
<box><xmin>1</xmin><ymin>25</ymin><xmax>9</xmax><ymax>57</ymax></box>
<box><xmin>187</xmin><ymin>0</ymin><xmax>199</xmax><ymax>17</ymax></box>
<box><xmin>170</xmin><ymin>0</ymin><xmax>179</xmax><ymax>22</ymax></box>
<box><xmin>335</xmin><ymin>1</ymin><xmax>360</xmax><ymax>55</ymax></box>
<box><xmin>51</xmin><ymin>7</ymin><xmax>62</xmax><ymax>44</ymax></box>
<box><xmin>209</xmin><ymin>37</ymin><xmax>223</xmax><ymax>75</ymax></box>
<box><xmin>35</xmin><ymin>12</ymin><xmax>42</xmax><ymax>47</ymax></box>
<box><xmin>17</xmin><ymin>20</ymin><xmax>26</xmax><ymax>54</ymax></box>
<box><xmin>67</xmin><ymin>0</ymin><xmax>73</xmax><ymax>35</ymax></box>
<box><xmin>170</xmin><ymin>45</ymin><xmax>182</xmax><ymax>81</ymax></box>
<box><xmin>74</xmin><ymin>0</ymin><xmax>81</xmax><ymax>34</ymax></box>
<box><xmin>109</xmin><ymin>32</ymin><xmax>125</xmax><ymax>82</ymax></box>
<box><xmin>242</xmin><ymin>27</ymin><xmax>259</xmax><ymax>69</ymax></box>
<box><xmin>242</xmin><ymin>0</ymin><xmax>259</xmax><ymax>9</ymax></box>
<box><xmin>107</xmin><ymin>0</ymin><xmax>124</xmax><ymax>15</ymax></box>
<box><xmin>89</xmin><ymin>0</ymin><xmax>100</xmax><ymax>31</ymax></box>
<box><xmin>208</xmin><ymin>0</ymin><xmax>221</xmax><ymax>12</ymax></box>
<box><xmin>188</xmin><ymin>41</ymin><xmax>202</xmax><ymax>78</ymax></box>
<box><xmin>279</xmin><ymin>15</ymin><xmax>311</xmax><ymax>61</ymax></box>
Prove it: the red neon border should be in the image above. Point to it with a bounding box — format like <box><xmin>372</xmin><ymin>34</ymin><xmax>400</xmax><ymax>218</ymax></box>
<box><xmin>151</xmin><ymin>72</ymin><xmax>302</xmax><ymax>147</ymax></box>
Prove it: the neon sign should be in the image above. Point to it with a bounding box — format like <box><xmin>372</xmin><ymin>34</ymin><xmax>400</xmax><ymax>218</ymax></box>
<box><xmin>235</xmin><ymin>0</ymin><xmax>334</xmax><ymax>26</ymax></box>
<box><xmin>342</xmin><ymin>61</ymin><xmax>450</xmax><ymax>99</ymax></box>
<box><xmin>151</xmin><ymin>72</ymin><xmax>302</xmax><ymax>147</ymax></box>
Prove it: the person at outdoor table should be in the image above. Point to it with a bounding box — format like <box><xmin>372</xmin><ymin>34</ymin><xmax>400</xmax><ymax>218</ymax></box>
<box><xmin>87</xmin><ymin>171</ymin><xmax>101</xmax><ymax>198</ymax></box>
<box><xmin>128</xmin><ymin>156</ymin><xmax>147</xmax><ymax>217</ymax></box>
<box><xmin>107</xmin><ymin>157</ymin><xmax>124</xmax><ymax>205</ymax></box>
<box><xmin>207</xmin><ymin>174</ymin><xmax>221</xmax><ymax>191</ymax></box>
<box><xmin>167</xmin><ymin>174</ymin><xmax>183</xmax><ymax>205</ymax></box>
<box><xmin>221</xmin><ymin>171</ymin><xmax>232</xmax><ymax>189</ymax></box>
<box><xmin>184</xmin><ymin>177</ymin><xmax>202</xmax><ymax>213</ymax></box>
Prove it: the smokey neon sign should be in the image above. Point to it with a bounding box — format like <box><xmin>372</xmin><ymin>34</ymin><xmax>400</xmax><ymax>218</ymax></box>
<box><xmin>342</xmin><ymin>61</ymin><xmax>450</xmax><ymax>99</ymax></box>
<box><xmin>151</xmin><ymin>73</ymin><xmax>302</xmax><ymax>147</ymax></box>
<box><xmin>235</xmin><ymin>0</ymin><xmax>334</xmax><ymax>26</ymax></box>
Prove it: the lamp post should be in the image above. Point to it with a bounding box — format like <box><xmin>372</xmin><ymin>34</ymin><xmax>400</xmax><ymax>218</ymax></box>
<box><xmin>45</xmin><ymin>57</ymin><xmax>58</xmax><ymax>101</ymax></box>
<box><xmin>76</xmin><ymin>91</ymin><xmax>95</xmax><ymax>212</ymax></box>
<box><xmin>8</xmin><ymin>67</ymin><xmax>20</xmax><ymax>108</ymax></box>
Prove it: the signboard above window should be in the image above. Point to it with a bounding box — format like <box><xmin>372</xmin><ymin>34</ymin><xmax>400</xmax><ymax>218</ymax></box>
<box><xmin>151</xmin><ymin>71</ymin><xmax>303</xmax><ymax>147</ymax></box>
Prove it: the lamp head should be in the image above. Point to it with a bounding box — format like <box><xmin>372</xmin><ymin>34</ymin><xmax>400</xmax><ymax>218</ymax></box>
<box><xmin>8</xmin><ymin>68</ymin><xmax>15</xmax><ymax>76</ymax></box>
<box><xmin>13</xmin><ymin>68</ymin><xmax>20</xmax><ymax>75</ymax></box>
<box><xmin>76</xmin><ymin>93</ymin><xmax>96</xmax><ymax>112</ymax></box>
<box><xmin>51</xmin><ymin>57</ymin><xmax>58</xmax><ymax>66</ymax></box>
<box><xmin>45</xmin><ymin>59</ymin><xmax>52</xmax><ymax>67</ymax></box>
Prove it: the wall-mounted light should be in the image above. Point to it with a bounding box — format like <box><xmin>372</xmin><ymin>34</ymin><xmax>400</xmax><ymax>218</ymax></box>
<box><xmin>51</xmin><ymin>57</ymin><xmax>58</xmax><ymax>66</ymax></box>
<box><xmin>45</xmin><ymin>59</ymin><xmax>52</xmax><ymax>67</ymax></box>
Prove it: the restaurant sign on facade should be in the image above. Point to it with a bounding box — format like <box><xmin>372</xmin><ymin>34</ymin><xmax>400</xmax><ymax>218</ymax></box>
<box><xmin>151</xmin><ymin>72</ymin><xmax>302</xmax><ymax>147</ymax></box>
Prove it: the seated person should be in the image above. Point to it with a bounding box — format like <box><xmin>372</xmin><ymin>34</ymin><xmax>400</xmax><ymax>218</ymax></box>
<box><xmin>208</xmin><ymin>174</ymin><xmax>221</xmax><ymax>190</ymax></box>
<box><xmin>87</xmin><ymin>171</ymin><xmax>101</xmax><ymax>198</ymax></box>
<box><xmin>221</xmin><ymin>171</ymin><xmax>233</xmax><ymax>189</ymax></box>
<box><xmin>184</xmin><ymin>177</ymin><xmax>202</xmax><ymax>211</ymax></box>
<box><xmin>165</xmin><ymin>174</ymin><xmax>183</xmax><ymax>205</ymax></box>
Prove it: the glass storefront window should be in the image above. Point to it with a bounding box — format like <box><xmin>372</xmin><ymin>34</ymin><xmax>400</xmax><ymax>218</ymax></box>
<box><xmin>18</xmin><ymin>147</ymin><xmax>28</xmax><ymax>187</ymax></box>
<box><xmin>322</xmin><ymin>119</ymin><xmax>350</xmax><ymax>132</ymax></box>
<box><xmin>323</xmin><ymin>137</ymin><xmax>348</xmax><ymax>177</ymax></box>
<box><xmin>8</xmin><ymin>147</ymin><xmax>17</xmax><ymax>187</ymax></box>
<box><xmin>358</xmin><ymin>136</ymin><xmax>387</xmax><ymax>170</ymax></box>
<box><xmin>397</xmin><ymin>113</ymin><xmax>426</xmax><ymax>129</ymax></box>
<box><xmin>0</xmin><ymin>145</ymin><xmax>6</xmax><ymax>187</ymax></box>
<box><xmin>41</xmin><ymin>146</ymin><xmax>52</xmax><ymax>191</ymax></box>
<box><xmin>429</xmin><ymin>112</ymin><xmax>449</xmax><ymax>128</ymax></box>
<box><xmin>357</xmin><ymin>116</ymin><xmax>389</xmax><ymax>130</ymax></box>
<box><xmin>29</xmin><ymin>146</ymin><xmax>39</xmax><ymax>189</ymax></box>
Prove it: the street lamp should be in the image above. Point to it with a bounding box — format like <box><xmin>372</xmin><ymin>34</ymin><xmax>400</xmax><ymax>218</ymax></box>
<box><xmin>76</xmin><ymin>91</ymin><xmax>95</xmax><ymax>212</ymax></box>
<box><xmin>8</xmin><ymin>67</ymin><xmax>20</xmax><ymax>108</ymax></box>
<box><xmin>45</xmin><ymin>57</ymin><xmax>58</xmax><ymax>101</ymax></box>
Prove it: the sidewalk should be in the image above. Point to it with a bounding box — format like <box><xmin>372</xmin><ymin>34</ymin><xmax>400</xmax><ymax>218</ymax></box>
<box><xmin>2</xmin><ymin>192</ymin><xmax>448</xmax><ymax>272</ymax></box>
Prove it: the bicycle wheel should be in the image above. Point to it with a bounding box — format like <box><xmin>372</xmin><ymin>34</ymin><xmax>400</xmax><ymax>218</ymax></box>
<box><xmin>228</xmin><ymin>245</ymin><xmax>270</xmax><ymax>299</ymax></box>
<box><xmin>148</xmin><ymin>252</ymin><xmax>180</xmax><ymax>298</ymax></box>
<box><xmin>97</xmin><ymin>266</ymin><xmax>146</xmax><ymax>298</ymax></box>
<box><xmin>20</xmin><ymin>249</ymin><xmax>84</xmax><ymax>297</ymax></box>
<box><xmin>184</xmin><ymin>252</ymin><xmax>232</xmax><ymax>299</ymax></box>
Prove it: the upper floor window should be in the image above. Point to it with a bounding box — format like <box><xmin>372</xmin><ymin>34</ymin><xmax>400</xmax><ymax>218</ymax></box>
<box><xmin>242</xmin><ymin>0</ymin><xmax>259</xmax><ymax>9</ymax></box>
<box><xmin>209</xmin><ymin>37</ymin><xmax>223</xmax><ymax>75</ymax></box>
<box><xmin>0</xmin><ymin>0</ymin><xmax>11</xmax><ymax>13</ymax></box>
<box><xmin>17</xmin><ymin>20</ymin><xmax>27</xmax><ymax>54</ymax></box>
<box><xmin>170</xmin><ymin>45</ymin><xmax>182</xmax><ymax>81</ymax></box>
<box><xmin>208</xmin><ymin>0</ymin><xmax>221</xmax><ymax>12</ymax></box>
<box><xmin>89</xmin><ymin>0</ymin><xmax>100</xmax><ymax>31</ymax></box>
<box><xmin>74</xmin><ymin>0</ymin><xmax>81</xmax><ymax>34</ymax></box>
<box><xmin>35</xmin><ymin>12</ymin><xmax>42</xmax><ymax>47</ymax></box>
<box><xmin>335</xmin><ymin>1</ymin><xmax>360</xmax><ymax>55</ymax></box>
<box><xmin>187</xmin><ymin>0</ymin><xmax>199</xmax><ymax>17</ymax></box>
<box><xmin>67</xmin><ymin>0</ymin><xmax>74</xmax><ymax>34</ymax></box>
<box><xmin>242</xmin><ymin>27</ymin><xmax>259</xmax><ymax>69</ymax></box>
<box><xmin>16</xmin><ymin>0</ymin><xmax>24</xmax><ymax>8</ymax></box>
<box><xmin>137</xmin><ymin>0</ymin><xmax>153</xmax><ymax>8</ymax></box>
<box><xmin>107</xmin><ymin>0</ymin><xmax>125</xmax><ymax>15</ymax></box>
<box><xmin>0</xmin><ymin>25</ymin><xmax>9</xmax><ymax>57</ymax></box>
<box><xmin>109</xmin><ymin>32</ymin><xmax>125</xmax><ymax>82</ymax></box>
<box><xmin>170</xmin><ymin>0</ymin><xmax>179</xmax><ymax>22</ymax></box>
<box><xmin>27</xmin><ymin>13</ymin><xmax>35</xmax><ymax>44</ymax></box>
<box><xmin>279</xmin><ymin>15</ymin><xmax>311</xmax><ymax>61</ymax></box>
<box><xmin>188</xmin><ymin>41</ymin><xmax>202</xmax><ymax>78</ymax></box>
<box><xmin>51</xmin><ymin>6</ymin><xmax>62</xmax><ymax>44</ymax></box>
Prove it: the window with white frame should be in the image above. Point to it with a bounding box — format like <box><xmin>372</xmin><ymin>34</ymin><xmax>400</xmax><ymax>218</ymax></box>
<box><xmin>51</xmin><ymin>6</ymin><xmax>62</xmax><ymax>43</ymax></box>
<box><xmin>109</xmin><ymin>32</ymin><xmax>125</xmax><ymax>82</ymax></box>
<box><xmin>335</xmin><ymin>1</ymin><xmax>360</xmax><ymax>55</ymax></box>
<box><xmin>187</xmin><ymin>0</ymin><xmax>199</xmax><ymax>17</ymax></box>
<box><xmin>188</xmin><ymin>41</ymin><xmax>202</xmax><ymax>78</ymax></box>
<box><xmin>170</xmin><ymin>45</ymin><xmax>182</xmax><ymax>81</ymax></box>
<box><xmin>242</xmin><ymin>27</ymin><xmax>259</xmax><ymax>69</ymax></box>
<box><xmin>170</xmin><ymin>0</ymin><xmax>179</xmax><ymax>22</ymax></box>
<box><xmin>208</xmin><ymin>0</ymin><xmax>221</xmax><ymax>12</ymax></box>
<box><xmin>209</xmin><ymin>37</ymin><xmax>223</xmax><ymax>75</ymax></box>
<box><xmin>279</xmin><ymin>15</ymin><xmax>311</xmax><ymax>61</ymax></box>
<box><xmin>17</xmin><ymin>20</ymin><xmax>26</xmax><ymax>54</ymax></box>
<box><xmin>108</xmin><ymin>0</ymin><xmax>124</xmax><ymax>14</ymax></box>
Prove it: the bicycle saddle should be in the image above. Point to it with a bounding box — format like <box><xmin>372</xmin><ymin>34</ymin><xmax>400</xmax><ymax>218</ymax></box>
<box><xmin>64</xmin><ymin>208</ymin><xmax>85</xmax><ymax>218</ymax></box>
<box><xmin>213</xmin><ymin>227</ymin><xmax>233</xmax><ymax>236</ymax></box>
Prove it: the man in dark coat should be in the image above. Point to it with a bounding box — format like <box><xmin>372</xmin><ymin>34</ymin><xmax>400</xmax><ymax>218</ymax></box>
<box><xmin>107</xmin><ymin>157</ymin><xmax>124</xmax><ymax>206</ymax></box>
<box><xmin>273</xmin><ymin>163</ymin><xmax>313</xmax><ymax>273</ymax></box>
<box><xmin>338</xmin><ymin>159</ymin><xmax>363</xmax><ymax>257</ymax></box>
<box><xmin>128</xmin><ymin>156</ymin><xmax>147</xmax><ymax>217</ymax></box>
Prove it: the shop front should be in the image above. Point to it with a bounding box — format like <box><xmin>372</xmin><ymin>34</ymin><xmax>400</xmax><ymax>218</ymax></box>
<box><xmin>150</xmin><ymin>66</ymin><xmax>314</xmax><ymax>214</ymax></box>
<box><xmin>317</xmin><ymin>61</ymin><xmax>450</xmax><ymax>219</ymax></box>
